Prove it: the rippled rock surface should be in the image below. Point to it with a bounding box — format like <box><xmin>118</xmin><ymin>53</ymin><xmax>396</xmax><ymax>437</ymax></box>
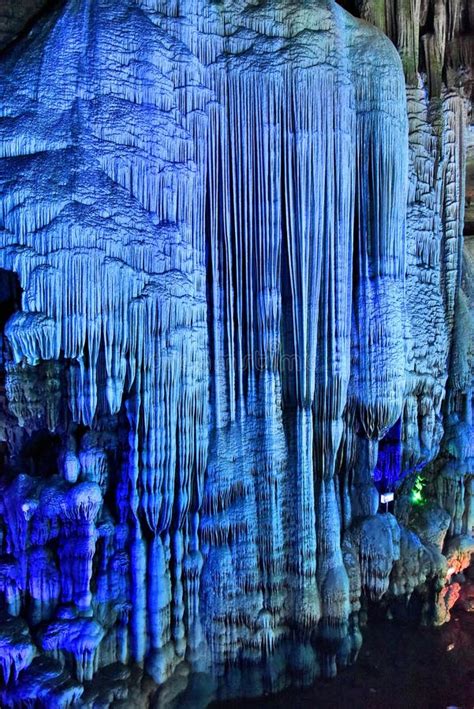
<box><xmin>0</xmin><ymin>0</ymin><xmax>472</xmax><ymax>706</ymax></box>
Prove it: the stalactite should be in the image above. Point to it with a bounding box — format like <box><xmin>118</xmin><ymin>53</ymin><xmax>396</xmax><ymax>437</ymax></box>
<box><xmin>0</xmin><ymin>0</ymin><xmax>471</xmax><ymax>705</ymax></box>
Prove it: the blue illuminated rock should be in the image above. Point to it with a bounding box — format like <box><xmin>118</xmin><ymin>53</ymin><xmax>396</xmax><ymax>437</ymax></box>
<box><xmin>0</xmin><ymin>0</ymin><xmax>471</xmax><ymax>705</ymax></box>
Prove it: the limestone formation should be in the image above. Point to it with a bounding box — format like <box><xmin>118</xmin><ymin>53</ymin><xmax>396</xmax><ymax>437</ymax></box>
<box><xmin>0</xmin><ymin>0</ymin><xmax>471</xmax><ymax>706</ymax></box>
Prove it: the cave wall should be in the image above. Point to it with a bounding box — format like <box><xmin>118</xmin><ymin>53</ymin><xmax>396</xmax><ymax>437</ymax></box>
<box><xmin>0</xmin><ymin>0</ymin><xmax>472</xmax><ymax>706</ymax></box>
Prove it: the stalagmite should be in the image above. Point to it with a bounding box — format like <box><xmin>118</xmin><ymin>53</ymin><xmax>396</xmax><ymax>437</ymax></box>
<box><xmin>0</xmin><ymin>0</ymin><xmax>471</xmax><ymax>705</ymax></box>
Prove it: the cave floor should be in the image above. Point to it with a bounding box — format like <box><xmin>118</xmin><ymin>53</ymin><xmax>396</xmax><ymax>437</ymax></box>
<box><xmin>213</xmin><ymin>605</ymin><xmax>474</xmax><ymax>709</ymax></box>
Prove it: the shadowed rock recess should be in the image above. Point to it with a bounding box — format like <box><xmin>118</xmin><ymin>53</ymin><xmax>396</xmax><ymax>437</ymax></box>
<box><xmin>0</xmin><ymin>0</ymin><xmax>472</xmax><ymax>706</ymax></box>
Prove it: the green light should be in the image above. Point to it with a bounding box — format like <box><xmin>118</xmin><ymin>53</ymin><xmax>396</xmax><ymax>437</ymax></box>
<box><xmin>410</xmin><ymin>474</ymin><xmax>426</xmax><ymax>505</ymax></box>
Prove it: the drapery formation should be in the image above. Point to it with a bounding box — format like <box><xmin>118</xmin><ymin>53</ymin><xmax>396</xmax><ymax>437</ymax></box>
<box><xmin>0</xmin><ymin>1</ymin><xmax>471</xmax><ymax>706</ymax></box>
